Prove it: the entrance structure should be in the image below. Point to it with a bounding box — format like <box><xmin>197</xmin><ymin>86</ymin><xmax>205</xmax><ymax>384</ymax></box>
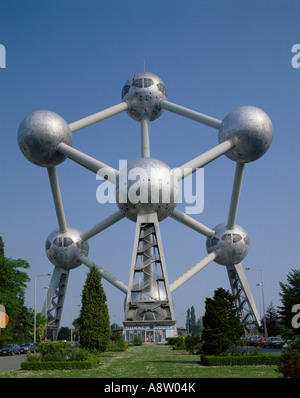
<box><xmin>17</xmin><ymin>71</ymin><xmax>273</xmax><ymax>341</ymax></box>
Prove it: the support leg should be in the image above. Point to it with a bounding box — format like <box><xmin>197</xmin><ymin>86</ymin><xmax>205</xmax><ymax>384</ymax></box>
<box><xmin>42</xmin><ymin>267</ymin><xmax>70</xmax><ymax>341</ymax></box>
<box><xmin>226</xmin><ymin>263</ymin><xmax>261</xmax><ymax>331</ymax></box>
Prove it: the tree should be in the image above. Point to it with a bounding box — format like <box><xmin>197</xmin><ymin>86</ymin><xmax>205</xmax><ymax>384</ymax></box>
<box><xmin>278</xmin><ymin>269</ymin><xmax>300</xmax><ymax>337</ymax></box>
<box><xmin>58</xmin><ymin>326</ymin><xmax>71</xmax><ymax>341</ymax></box>
<box><xmin>186</xmin><ymin>306</ymin><xmax>201</xmax><ymax>335</ymax></box>
<box><xmin>202</xmin><ymin>288</ymin><xmax>244</xmax><ymax>356</ymax></box>
<box><xmin>263</xmin><ymin>302</ymin><xmax>280</xmax><ymax>336</ymax></box>
<box><xmin>0</xmin><ymin>237</ymin><xmax>31</xmax><ymax>346</ymax></box>
<box><xmin>78</xmin><ymin>265</ymin><xmax>110</xmax><ymax>352</ymax></box>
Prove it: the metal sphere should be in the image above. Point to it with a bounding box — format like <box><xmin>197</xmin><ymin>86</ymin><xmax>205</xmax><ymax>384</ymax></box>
<box><xmin>45</xmin><ymin>227</ymin><xmax>89</xmax><ymax>270</ymax></box>
<box><xmin>206</xmin><ymin>223</ymin><xmax>250</xmax><ymax>265</ymax></box>
<box><xmin>18</xmin><ymin>110</ymin><xmax>72</xmax><ymax>167</ymax></box>
<box><xmin>218</xmin><ymin>106</ymin><xmax>273</xmax><ymax>163</ymax></box>
<box><xmin>116</xmin><ymin>157</ymin><xmax>179</xmax><ymax>222</ymax></box>
<box><xmin>121</xmin><ymin>72</ymin><xmax>167</xmax><ymax>121</ymax></box>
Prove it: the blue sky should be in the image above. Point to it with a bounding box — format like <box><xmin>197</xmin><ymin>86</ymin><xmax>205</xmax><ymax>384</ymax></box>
<box><xmin>0</xmin><ymin>0</ymin><xmax>299</xmax><ymax>329</ymax></box>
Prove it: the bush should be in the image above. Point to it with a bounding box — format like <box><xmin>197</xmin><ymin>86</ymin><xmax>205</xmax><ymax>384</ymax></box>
<box><xmin>200</xmin><ymin>354</ymin><xmax>280</xmax><ymax>366</ymax></box>
<box><xmin>38</xmin><ymin>341</ymin><xmax>73</xmax><ymax>361</ymax></box>
<box><xmin>185</xmin><ymin>335</ymin><xmax>202</xmax><ymax>355</ymax></box>
<box><xmin>22</xmin><ymin>341</ymin><xmax>100</xmax><ymax>370</ymax></box>
<box><xmin>21</xmin><ymin>357</ymin><xmax>99</xmax><ymax>370</ymax></box>
<box><xmin>166</xmin><ymin>337</ymin><xmax>184</xmax><ymax>347</ymax></box>
<box><xmin>133</xmin><ymin>336</ymin><xmax>143</xmax><ymax>346</ymax></box>
<box><xmin>277</xmin><ymin>340</ymin><xmax>300</xmax><ymax>378</ymax></box>
<box><xmin>107</xmin><ymin>338</ymin><xmax>128</xmax><ymax>352</ymax></box>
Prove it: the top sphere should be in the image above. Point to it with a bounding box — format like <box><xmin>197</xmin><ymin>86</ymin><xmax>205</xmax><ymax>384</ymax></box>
<box><xmin>121</xmin><ymin>72</ymin><xmax>167</xmax><ymax>121</ymax></box>
<box><xmin>18</xmin><ymin>110</ymin><xmax>73</xmax><ymax>167</ymax></box>
<box><xmin>218</xmin><ymin>106</ymin><xmax>273</xmax><ymax>163</ymax></box>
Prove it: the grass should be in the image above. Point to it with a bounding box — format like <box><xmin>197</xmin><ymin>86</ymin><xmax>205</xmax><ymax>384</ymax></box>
<box><xmin>0</xmin><ymin>344</ymin><xmax>279</xmax><ymax>378</ymax></box>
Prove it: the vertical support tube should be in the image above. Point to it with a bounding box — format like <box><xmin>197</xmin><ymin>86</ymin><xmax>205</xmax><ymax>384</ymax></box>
<box><xmin>47</xmin><ymin>167</ymin><xmax>68</xmax><ymax>233</ymax></box>
<box><xmin>141</xmin><ymin>117</ymin><xmax>150</xmax><ymax>158</ymax></box>
<box><xmin>227</xmin><ymin>162</ymin><xmax>245</xmax><ymax>229</ymax></box>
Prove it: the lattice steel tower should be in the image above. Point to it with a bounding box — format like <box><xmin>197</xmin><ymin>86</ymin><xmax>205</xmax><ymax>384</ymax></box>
<box><xmin>18</xmin><ymin>71</ymin><xmax>273</xmax><ymax>341</ymax></box>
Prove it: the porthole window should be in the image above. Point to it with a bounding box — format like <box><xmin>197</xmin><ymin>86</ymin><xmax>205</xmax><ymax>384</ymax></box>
<box><xmin>157</xmin><ymin>82</ymin><xmax>167</xmax><ymax>96</ymax></box>
<box><xmin>133</xmin><ymin>78</ymin><xmax>143</xmax><ymax>88</ymax></box>
<box><xmin>144</xmin><ymin>78</ymin><xmax>154</xmax><ymax>88</ymax></box>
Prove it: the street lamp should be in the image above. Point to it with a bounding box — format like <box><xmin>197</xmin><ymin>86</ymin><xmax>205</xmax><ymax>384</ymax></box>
<box><xmin>43</xmin><ymin>286</ymin><xmax>50</xmax><ymax>342</ymax></box>
<box><xmin>71</xmin><ymin>295</ymin><xmax>81</xmax><ymax>342</ymax></box>
<box><xmin>34</xmin><ymin>273</ymin><xmax>52</xmax><ymax>343</ymax></box>
<box><xmin>245</xmin><ymin>267</ymin><xmax>267</xmax><ymax>337</ymax></box>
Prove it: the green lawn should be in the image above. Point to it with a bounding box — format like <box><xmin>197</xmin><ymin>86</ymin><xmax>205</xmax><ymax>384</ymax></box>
<box><xmin>0</xmin><ymin>344</ymin><xmax>279</xmax><ymax>378</ymax></box>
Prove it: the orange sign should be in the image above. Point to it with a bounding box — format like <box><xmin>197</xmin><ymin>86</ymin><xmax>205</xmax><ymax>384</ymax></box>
<box><xmin>0</xmin><ymin>311</ymin><xmax>9</xmax><ymax>328</ymax></box>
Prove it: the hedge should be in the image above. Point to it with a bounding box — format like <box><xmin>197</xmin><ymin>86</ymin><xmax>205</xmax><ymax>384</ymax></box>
<box><xmin>200</xmin><ymin>354</ymin><xmax>280</xmax><ymax>366</ymax></box>
<box><xmin>21</xmin><ymin>357</ymin><xmax>99</xmax><ymax>370</ymax></box>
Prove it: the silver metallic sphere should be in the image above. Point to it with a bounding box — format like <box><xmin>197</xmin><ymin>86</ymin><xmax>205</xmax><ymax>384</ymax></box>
<box><xmin>218</xmin><ymin>106</ymin><xmax>273</xmax><ymax>163</ymax></box>
<box><xmin>116</xmin><ymin>157</ymin><xmax>179</xmax><ymax>222</ymax></box>
<box><xmin>18</xmin><ymin>110</ymin><xmax>73</xmax><ymax>167</ymax></box>
<box><xmin>121</xmin><ymin>72</ymin><xmax>167</xmax><ymax>121</ymax></box>
<box><xmin>206</xmin><ymin>223</ymin><xmax>250</xmax><ymax>265</ymax></box>
<box><xmin>45</xmin><ymin>227</ymin><xmax>89</xmax><ymax>270</ymax></box>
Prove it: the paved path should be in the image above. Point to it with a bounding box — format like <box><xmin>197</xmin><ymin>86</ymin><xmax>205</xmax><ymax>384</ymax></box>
<box><xmin>0</xmin><ymin>354</ymin><xmax>26</xmax><ymax>373</ymax></box>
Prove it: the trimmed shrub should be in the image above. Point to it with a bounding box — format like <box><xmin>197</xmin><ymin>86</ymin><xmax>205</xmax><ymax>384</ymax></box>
<box><xmin>21</xmin><ymin>357</ymin><xmax>99</xmax><ymax>370</ymax></box>
<box><xmin>200</xmin><ymin>354</ymin><xmax>280</xmax><ymax>366</ymax></box>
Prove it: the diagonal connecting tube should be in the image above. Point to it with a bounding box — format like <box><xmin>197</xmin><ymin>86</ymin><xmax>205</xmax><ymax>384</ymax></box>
<box><xmin>79</xmin><ymin>254</ymin><xmax>128</xmax><ymax>294</ymax></box>
<box><xmin>160</xmin><ymin>100</ymin><xmax>222</xmax><ymax>129</ymax></box>
<box><xmin>170</xmin><ymin>252</ymin><xmax>217</xmax><ymax>293</ymax></box>
<box><xmin>69</xmin><ymin>102</ymin><xmax>129</xmax><ymax>133</ymax></box>
<box><xmin>57</xmin><ymin>142</ymin><xmax>119</xmax><ymax>183</ymax></box>
<box><xmin>81</xmin><ymin>211</ymin><xmax>125</xmax><ymax>241</ymax></box>
<box><xmin>170</xmin><ymin>208</ymin><xmax>214</xmax><ymax>238</ymax></box>
<box><xmin>173</xmin><ymin>140</ymin><xmax>234</xmax><ymax>181</ymax></box>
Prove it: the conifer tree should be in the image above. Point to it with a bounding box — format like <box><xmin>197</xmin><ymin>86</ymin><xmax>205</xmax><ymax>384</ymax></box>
<box><xmin>78</xmin><ymin>265</ymin><xmax>110</xmax><ymax>352</ymax></box>
<box><xmin>202</xmin><ymin>288</ymin><xmax>244</xmax><ymax>355</ymax></box>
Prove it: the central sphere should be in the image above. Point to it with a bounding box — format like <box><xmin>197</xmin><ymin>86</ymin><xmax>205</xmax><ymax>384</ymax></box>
<box><xmin>45</xmin><ymin>227</ymin><xmax>89</xmax><ymax>270</ymax></box>
<box><xmin>116</xmin><ymin>158</ymin><xmax>179</xmax><ymax>222</ymax></box>
<box><xmin>121</xmin><ymin>72</ymin><xmax>167</xmax><ymax>121</ymax></box>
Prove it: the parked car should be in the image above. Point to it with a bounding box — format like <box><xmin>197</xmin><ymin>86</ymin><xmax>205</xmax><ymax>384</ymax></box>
<box><xmin>262</xmin><ymin>337</ymin><xmax>285</xmax><ymax>349</ymax></box>
<box><xmin>255</xmin><ymin>337</ymin><xmax>267</xmax><ymax>346</ymax></box>
<box><xmin>0</xmin><ymin>344</ymin><xmax>21</xmax><ymax>356</ymax></box>
<box><xmin>19</xmin><ymin>343</ymin><xmax>37</xmax><ymax>354</ymax></box>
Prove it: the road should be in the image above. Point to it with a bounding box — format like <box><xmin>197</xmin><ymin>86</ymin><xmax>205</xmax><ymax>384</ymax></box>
<box><xmin>0</xmin><ymin>354</ymin><xmax>27</xmax><ymax>373</ymax></box>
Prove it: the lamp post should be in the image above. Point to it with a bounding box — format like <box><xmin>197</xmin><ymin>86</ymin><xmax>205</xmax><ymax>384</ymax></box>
<box><xmin>245</xmin><ymin>267</ymin><xmax>267</xmax><ymax>337</ymax></box>
<box><xmin>34</xmin><ymin>273</ymin><xmax>52</xmax><ymax>343</ymax></box>
<box><xmin>71</xmin><ymin>295</ymin><xmax>81</xmax><ymax>342</ymax></box>
<box><xmin>43</xmin><ymin>286</ymin><xmax>49</xmax><ymax>342</ymax></box>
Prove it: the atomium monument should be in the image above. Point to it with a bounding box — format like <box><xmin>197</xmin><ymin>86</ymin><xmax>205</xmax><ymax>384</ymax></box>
<box><xmin>18</xmin><ymin>71</ymin><xmax>273</xmax><ymax>342</ymax></box>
